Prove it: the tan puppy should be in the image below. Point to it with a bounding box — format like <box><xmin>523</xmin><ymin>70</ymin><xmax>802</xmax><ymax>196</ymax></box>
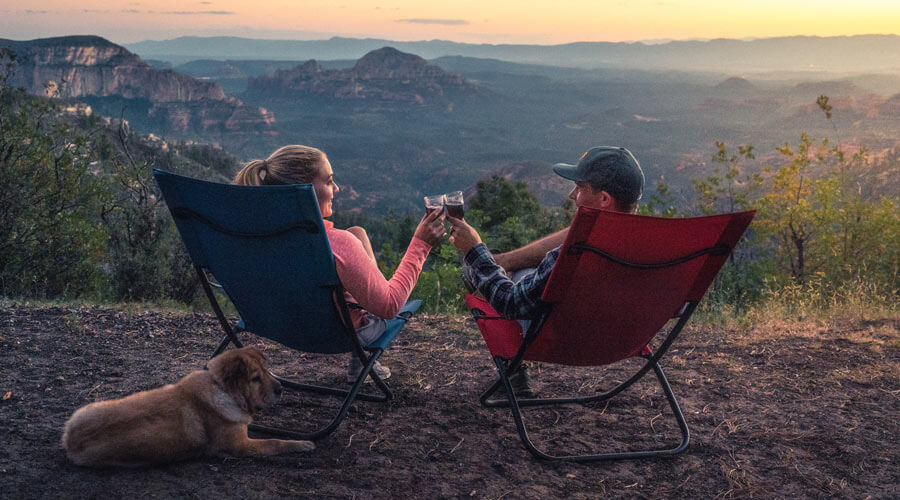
<box><xmin>62</xmin><ymin>346</ymin><xmax>314</xmax><ymax>467</ymax></box>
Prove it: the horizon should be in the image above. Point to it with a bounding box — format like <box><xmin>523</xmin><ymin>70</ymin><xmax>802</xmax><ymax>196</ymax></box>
<box><xmin>5</xmin><ymin>32</ymin><xmax>900</xmax><ymax>49</ymax></box>
<box><xmin>2</xmin><ymin>0</ymin><xmax>899</xmax><ymax>46</ymax></box>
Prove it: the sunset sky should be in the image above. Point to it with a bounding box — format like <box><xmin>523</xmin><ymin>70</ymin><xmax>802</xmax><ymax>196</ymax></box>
<box><xmin>2</xmin><ymin>0</ymin><xmax>899</xmax><ymax>45</ymax></box>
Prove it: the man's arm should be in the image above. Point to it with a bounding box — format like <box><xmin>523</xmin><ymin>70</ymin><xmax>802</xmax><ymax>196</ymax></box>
<box><xmin>493</xmin><ymin>228</ymin><xmax>568</xmax><ymax>273</ymax></box>
<box><xmin>447</xmin><ymin>216</ymin><xmax>558</xmax><ymax>320</ymax></box>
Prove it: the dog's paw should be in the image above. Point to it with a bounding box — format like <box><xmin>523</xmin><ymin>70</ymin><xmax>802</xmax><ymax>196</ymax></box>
<box><xmin>292</xmin><ymin>440</ymin><xmax>315</xmax><ymax>452</ymax></box>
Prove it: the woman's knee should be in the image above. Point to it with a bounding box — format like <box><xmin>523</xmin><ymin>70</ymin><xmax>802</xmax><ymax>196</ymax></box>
<box><xmin>347</xmin><ymin>226</ymin><xmax>369</xmax><ymax>242</ymax></box>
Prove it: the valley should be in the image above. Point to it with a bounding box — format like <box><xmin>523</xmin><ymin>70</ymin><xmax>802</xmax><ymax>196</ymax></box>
<box><xmin>3</xmin><ymin>35</ymin><xmax>899</xmax><ymax>214</ymax></box>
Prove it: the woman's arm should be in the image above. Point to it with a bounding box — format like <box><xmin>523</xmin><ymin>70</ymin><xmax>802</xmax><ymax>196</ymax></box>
<box><xmin>332</xmin><ymin>211</ymin><xmax>444</xmax><ymax>319</ymax></box>
<box><xmin>333</xmin><ymin>232</ymin><xmax>432</xmax><ymax>319</ymax></box>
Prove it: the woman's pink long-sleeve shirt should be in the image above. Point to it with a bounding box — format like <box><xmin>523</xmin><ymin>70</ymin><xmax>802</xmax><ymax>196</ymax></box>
<box><xmin>324</xmin><ymin>220</ymin><xmax>431</xmax><ymax>328</ymax></box>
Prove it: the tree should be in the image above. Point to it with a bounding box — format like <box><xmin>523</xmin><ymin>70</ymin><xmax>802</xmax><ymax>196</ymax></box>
<box><xmin>692</xmin><ymin>142</ymin><xmax>761</xmax><ymax>216</ymax></box>
<box><xmin>98</xmin><ymin>123</ymin><xmax>198</xmax><ymax>303</ymax></box>
<box><xmin>467</xmin><ymin>175</ymin><xmax>565</xmax><ymax>251</ymax></box>
<box><xmin>0</xmin><ymin>49</ymin><xmax>108</xmax><ymax>297</ymax></box>
<box><xmin>755</xmin><ymin>132</ymin><xmax>898</xmax><ymax>290</ymax></box>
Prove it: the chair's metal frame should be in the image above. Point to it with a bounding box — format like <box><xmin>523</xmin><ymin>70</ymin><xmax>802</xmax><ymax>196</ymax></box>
<box><xmin>471</xmin><ymin>242</ymin><xmax>729</xmax><ymax>462</ymax></box>
<box><xmin>177</xmin><ymin>207</ymin><xmax>401</xmax><ymax>441</ymax></box>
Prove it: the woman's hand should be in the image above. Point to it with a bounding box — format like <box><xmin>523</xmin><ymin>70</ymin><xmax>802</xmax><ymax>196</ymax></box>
<box><xmin>413</xmin><ymin>209</ymin><xmax>446</xmax><ymax>247</ymax></box>
<box><xmin>447</xmin><ymin>216</ymin><xmax>482</xmax><ymax>255</ymax></box>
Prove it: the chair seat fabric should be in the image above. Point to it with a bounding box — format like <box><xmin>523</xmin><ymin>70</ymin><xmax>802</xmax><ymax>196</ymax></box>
<box><xmin>467</xmin><ymin>209</ymin><xmax>755</xmax><ymax>367</ymax></box>
<box><xmin>154</xmin><ymin>169</ymin><xmax>422</xmax><ymax>441</ymax></box>
<box><xmin>465</xmin><ymin>208</ymin><xmax>755</xmax><ymax>462</ymax></box>
<box><xmin>465</xmin><ymin>295</ymin><xmax>523</xmax><ymax>359</ymax></box>
<box><xmin>235</xmin><ymin>298</ymin><xmax>420</xmax><ymax>351</ymax></box>
<box><xmin>367</xmin><ymin>299</ymin><xmax>421</xmax><ymax>350</ymax></box>
<box><xmin>465</xmin><ymin>295</ymin><xmax>651</xmax><ymax>361</ymax></box>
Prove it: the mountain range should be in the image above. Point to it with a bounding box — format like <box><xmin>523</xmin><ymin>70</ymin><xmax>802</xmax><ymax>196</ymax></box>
<box><xmin>126</xmin><ymin>35</ymin><xmax>900</xmax><ymax>74</ymax></box>
<box><xmin>3</xmin><ymin>35</ymin><xmax>899</xmax><ymax>214</ymax></box>
<box><xmin>245</xmin><ymin>47</ymin><xmax>481</xmax><ymax>108</ymax></box>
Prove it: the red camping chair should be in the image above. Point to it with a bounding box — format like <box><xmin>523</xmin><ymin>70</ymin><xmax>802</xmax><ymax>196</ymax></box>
<box><xmin>465</xmin><ymin>207</ymin><xmax>755</xmax><ymax>462</ymax></box>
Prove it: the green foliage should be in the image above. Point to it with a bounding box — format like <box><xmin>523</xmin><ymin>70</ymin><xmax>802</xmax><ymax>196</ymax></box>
<box><xmin>174</xmin><ymin>142</ymin><xmax>241</xmax><ymax>182</ymax></box>
<box><xmin>638</xmin><ymin>176</ymin><xmax>679</xmax><ymax>217</ymax></box>
<box><xmin>692</xmin><ymin>142</ymin><xmax>761</xmax><ymax>216</ymax></box>
<box><xmin>0</xmin><ymin>49</ymin><xmax>108</xmax><ymax>297</ymax></box>
<box><xmin>0</xmin><ymin>48</ymin><xmax>210</xmax><ymax>303</ymax></box>
<box><xmin>412</xmin><ymin>242</ymin><xmax>468</xmax><ymax>314</ymax></box>
<box><xmin>700</xmin><ymin>101</ymin><xmax>899</xmax><ymax>318</ymax></box>
<box><xmin>468</xmin><ymin>175</ymin><xmax>570</xmax><ymax>252</ymax></box>
<box><xmin>2</xmin><ymin>62</ymin><xmax>896</xmax><ymax>325</ymax></box>
<box><xmin>754</xmin><ymin>133</ymin><xmax>897</xmax><ymax>289</ymax></box>
<box><xmin>98</xmin><ymin>129</ymin><xmax>198</xmax><ymax>303</ymax></box>
<box><xmin>685</xmin><ymin>142</ymin><xmax>768</xmax><ymax>312</ymax></box>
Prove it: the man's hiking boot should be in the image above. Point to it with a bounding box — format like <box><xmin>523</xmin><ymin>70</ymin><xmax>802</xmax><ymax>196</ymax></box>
<box><xmin>508</xmin><ymin>364</ymin><xmax>535</xmax><ymax>398</ymax></box>
<box><xmin>347</xmin><ymin>356</ymin><xmax>391</xmax><ymax>384</ymax></box>
<box><xmin>488</xmin><ymin>363</ymin><xmax>535</xmax><ymax>401</ymax></box>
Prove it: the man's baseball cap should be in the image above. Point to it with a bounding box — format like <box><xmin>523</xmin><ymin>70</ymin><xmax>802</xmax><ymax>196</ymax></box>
<box><xmin>553</xmin><ymin>146</ymin><xmax>644</xmax><ymax>204</ymax></box>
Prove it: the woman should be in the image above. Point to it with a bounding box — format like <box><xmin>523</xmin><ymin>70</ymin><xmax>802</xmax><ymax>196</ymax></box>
<box><xmin>233</xmin><ymin>145</ymin><xmax>445</xmax><ymax>381</ymax></box>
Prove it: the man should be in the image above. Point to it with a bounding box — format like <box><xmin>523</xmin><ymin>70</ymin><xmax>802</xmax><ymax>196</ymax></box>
<box><xmin>447</xmin><ymin>146</ymin><xmax>644</xmax><ymax>396</ymax></box>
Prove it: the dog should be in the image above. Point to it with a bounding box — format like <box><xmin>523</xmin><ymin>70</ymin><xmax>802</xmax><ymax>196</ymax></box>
<box><xmin>62</xmin><ymin>346</ymin><xmax>314</xmax><ymax>467</ymax></box>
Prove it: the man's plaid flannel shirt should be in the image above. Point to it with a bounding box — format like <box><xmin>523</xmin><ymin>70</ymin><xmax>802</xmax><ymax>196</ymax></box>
<box><xmin>461</xmin><ymin>242</ymin><xmax>561</xmax><ymax>320</ymax></box>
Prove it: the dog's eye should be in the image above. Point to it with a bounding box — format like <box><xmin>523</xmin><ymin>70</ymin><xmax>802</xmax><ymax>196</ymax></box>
<box><xmin>252</xmin><ymin>376</ymin><xmax>262</xmax><ymax>383</ymax></box>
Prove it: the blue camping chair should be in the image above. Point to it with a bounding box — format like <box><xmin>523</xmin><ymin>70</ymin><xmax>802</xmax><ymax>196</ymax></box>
<box><xmin>153</xmin><ymin>169</ymin><xmax>421</xmax><ymax>440</ymax></box>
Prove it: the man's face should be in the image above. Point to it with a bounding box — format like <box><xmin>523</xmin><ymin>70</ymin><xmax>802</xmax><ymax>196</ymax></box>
<box><xmin>568</xmin><ymin>181</ymin><xmax>615</xmax><ymax>210</ymax></box>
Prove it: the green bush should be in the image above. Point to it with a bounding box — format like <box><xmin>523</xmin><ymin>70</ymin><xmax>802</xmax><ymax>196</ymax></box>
<box><xmin>0</xmin><ymin>51</ymin><xmax>108</xmax><ymax>297</ymax></box>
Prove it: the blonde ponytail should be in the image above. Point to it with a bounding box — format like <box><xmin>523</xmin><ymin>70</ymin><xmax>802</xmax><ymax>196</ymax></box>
<box><xmin>233</xmin><ymin>145</ymin><xmax>325</xmax><ymax>186</ymax></box>
<box><xmin>233</xmin><ymin>159</ymin><xmax>268</xmax><ymax>186</ymax></box>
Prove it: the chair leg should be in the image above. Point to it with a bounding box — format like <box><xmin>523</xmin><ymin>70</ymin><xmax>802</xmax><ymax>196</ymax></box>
<box><xmin>493</xmin><ymin>357</ymin><xmax>690</xmax><ymax>462</ymax></box>
<box><xmin>248</xmin><ymin>349</ymin><xmax>392</xmax><ymax>441</ymax></box>
<box><xmin>211</xmin><ymin>334</ymin><xmax>240</xmax><ymax>357</ymax></box>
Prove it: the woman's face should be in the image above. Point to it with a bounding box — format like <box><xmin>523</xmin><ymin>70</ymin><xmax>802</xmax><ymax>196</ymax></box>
<box><xmin>312</xmin><ymin>156</ymin><xmax>339</xmax><ymax>218</ymax></box>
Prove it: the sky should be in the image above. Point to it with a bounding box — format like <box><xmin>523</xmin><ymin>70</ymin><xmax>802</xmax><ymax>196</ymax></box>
<box><xmin>1</xmin><ymin>0</ymin><xmax>899</xmax><ymax>45</ymax></box>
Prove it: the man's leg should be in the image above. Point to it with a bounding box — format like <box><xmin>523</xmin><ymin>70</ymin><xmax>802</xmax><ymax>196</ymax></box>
<box><xmin>510</xmin><ymin>269</ymin><xmax>535</xmax><ymax>336</ymax></box>
<box><xmin>507</xmin><ymin>268</ymin><xmax>536</xmax><ymax>398</ymax></box>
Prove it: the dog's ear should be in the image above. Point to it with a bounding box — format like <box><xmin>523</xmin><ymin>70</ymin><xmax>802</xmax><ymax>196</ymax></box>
<box><xmin>220</xmin><ymin>354</ymin><xmax>250</xmax><ymax>394</ymax></box>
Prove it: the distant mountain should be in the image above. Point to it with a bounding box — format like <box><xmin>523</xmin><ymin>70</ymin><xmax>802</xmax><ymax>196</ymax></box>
<box><xmin>715</xmin><ymin>77</ymin><xmax>757</xmax><ymax>93</ymax></box>
<box><xmin>5</xmin><ymin>36</ymin><xmax>899</xmax><ymax>214</ymax></box>
<box><xmin>126</xmin><ymin>35</ymin><xmax>900</xmax><ymax>74</ymax></box>
<box><xmin>175</xmin><ymin>58</ymin><xmax>354</xmax><ymax>79</ymax></box>
<box><xmin>170</xmin><ymin>59</ymin><xmax>355</xmax><ymax>95</ymax></box>
<box><xmin>0</xmin><ymin>36</ymin><xmax>224</xmax><ymax>101</ymax></box>
<box><xmin>245</xmin><ymin>47</ymin><xmax>481</xmax><ymax>107</ymax></box>
<box><xmin>0</xmin><ymin>36</ymin><xmax>275</xmax><ymax>140</ymax></box>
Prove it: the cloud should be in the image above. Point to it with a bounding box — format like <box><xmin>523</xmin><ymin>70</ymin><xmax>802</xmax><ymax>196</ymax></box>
<box><xmin>165</xmin><ymin>10</ymin><xmax>236</xmax><ymax>15</ymax></box>
<box><xmin>24</xmin><ymin>10</ymin><xmax>49</xmax><ymax>14</ymax></box>
<box><xmin>121</xmin><ymin>8</ymin><xmax>234</xmax><ymax>15</ymax></box>
<box><xmin>395</xmin><ymin>18</ymin><xmax>469</xmax><ymax>26</ymax></box>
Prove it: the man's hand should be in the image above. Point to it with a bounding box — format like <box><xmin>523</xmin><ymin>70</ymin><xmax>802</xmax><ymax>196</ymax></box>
<box><xmin>447</xmin><ymin>216</ymin><xmax>482</xmax><ymax>255</ymax></box>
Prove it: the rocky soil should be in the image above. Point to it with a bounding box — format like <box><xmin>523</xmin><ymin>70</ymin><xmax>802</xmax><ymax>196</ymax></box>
<box><xmin>1</xmin><ymin>304</ymin><xmax>898</xmax><ymax>498</ymax></box>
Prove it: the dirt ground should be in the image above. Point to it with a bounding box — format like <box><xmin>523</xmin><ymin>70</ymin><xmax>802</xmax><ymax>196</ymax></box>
<box><xmin>1</xmin><ymin>304</ymin><xmax>898</xmax><ymax>499</ymax></box>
